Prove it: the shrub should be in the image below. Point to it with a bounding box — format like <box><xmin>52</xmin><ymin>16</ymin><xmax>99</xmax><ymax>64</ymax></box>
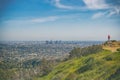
<box><xmin>84</xmin><ymin>57</ymin><xmax>94</xmax><ymax>64</ymax></box>
<box><xmin>76</xmin><ymin>64</ymin><xmax>93</xmax><ymax>74</ymax></box>
<box><xmin>107</xmin><ymin>68</ymin><xmax>120</xmax><ymax>80</ymax></box>
<box><xmin>69</xmin><ymin>45</ymin><xmax>102</xmax><ymax>58</ymax></box>
<box><xmin>117</xmin><ymin>48</ymin><xmax>120</xmax><ymax>52</ymax></box>
<box><xmin>103</xmin><ymin>56</ymin><xmax>112</xmax><ymax>61</ymax></box>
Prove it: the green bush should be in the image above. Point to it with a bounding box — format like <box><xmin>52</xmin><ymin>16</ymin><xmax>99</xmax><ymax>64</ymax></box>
<box><xmin>117</xmin><ymin>48</ymin><xmax>120</xmax><ymax>52</ymax></box>
<box><xmin>69</xmin><ymin>45</ymin><xmax>102</xmax><ymax>58</ymax></box>
<box><xmin>76</xmin><ymin>64</ymin><xmax>93</xmax><ymax>74</ymax></box>
<box><xmin>84</xmin><ymin>57</ymin><xmax>94</xmax><ymax>64</ymax></box>
<box><xmin>103</xmin><ymin>56</ymin><xmax>112</xmax><ymax>61</ymax></box>
<box><xmin>107</xmin><ymin>68</ymin><xmax>120</xmax><ymax>80</ymax></box>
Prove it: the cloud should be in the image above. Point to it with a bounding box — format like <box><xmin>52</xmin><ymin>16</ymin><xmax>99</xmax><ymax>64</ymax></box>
<box><xmin>4</xmin><ymin>16</ymin><xmax>59</xmax><ymax>24</ymax></box>
<box><xmin>30</xmin><ymin>16</ymin><xmax>59</xmax><ymax>23</ymax></box>
<box><xmin>89</xmin><ymin>0</ymin><xmax>120</xmax><ymax>18</ymax></box>
<box><xmin>92</xmin><ymin>6</ymin><xmax>120</xmax><ymax>19</ymax></box>
<box><xmin>54</xmin><ymin>0</ymin><xmax>73</xmax><ymax>9</ymax></box>
<box><xmin>92</xmin><ymin>12</ymin><xmax>108</xmax><ymax>19</ymax></box>
<box><xmin>108</xmin><ymin>6</ymin><xmax>120</xmax><ymax>17</ymax></box>
<box><xmin>83</xmin><ymin>0</ymin><xmax>109</xmax><ymax>10</ymax></box>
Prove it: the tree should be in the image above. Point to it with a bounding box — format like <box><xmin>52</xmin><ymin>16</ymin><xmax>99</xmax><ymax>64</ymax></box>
<box><xmin>69</xmin><ymin>45</ymin><xmax>102</xmax><ymax>58</ymax></box>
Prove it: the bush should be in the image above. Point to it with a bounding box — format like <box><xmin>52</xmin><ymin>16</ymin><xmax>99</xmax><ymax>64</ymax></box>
<box><xmin>76</xmin><ymin>64</ymin><xmax>93</xmax><ymax>74</ymax></box>
<box><xmin>103</xmin><ymin>56</ymin><xmax>112</xmax><ymax>61</ymax></box>
<box><xmin>69</xmin><ymin>45</ymin><xmax>102</xmax><ymax>58</ymax></box>
<box><xmin>117</xmin><ymin>48</ymin><xmax>120</xmax><ymax>52</ymax></box>
<box><xmin>108</xmin><ymin>68</ymin><xmax>120</xmax><ymax>80</ymax></box>
<box><xmin>84</xmin><ymin>57</ymin><xmax>94</xmax><ymax>64</ymax></box>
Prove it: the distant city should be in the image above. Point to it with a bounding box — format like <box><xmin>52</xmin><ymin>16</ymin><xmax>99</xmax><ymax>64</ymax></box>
<box><xmin>0</xmin><ymin>41</ymin><xmax>103</xmax><ymax>61</ymax></box>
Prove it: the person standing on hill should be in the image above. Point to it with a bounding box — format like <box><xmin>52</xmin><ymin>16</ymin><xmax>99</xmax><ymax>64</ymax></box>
<box><xmin>108</xmin><ymin>35</ymin><xmax>110</xmax><ymax>41</ymax></box>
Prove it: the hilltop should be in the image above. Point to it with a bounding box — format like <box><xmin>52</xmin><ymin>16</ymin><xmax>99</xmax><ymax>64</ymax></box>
<box><xmin>36</xmin><ymin>41</ymin><xmax>120</xmax><ymax>80</ymax></box>
<box><xmin>103</xmin><ymin>40</ymin><xmax>120</xmax><ymax>52</ymax></box>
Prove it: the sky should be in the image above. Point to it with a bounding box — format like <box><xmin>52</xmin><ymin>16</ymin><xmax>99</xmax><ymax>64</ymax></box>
<box><xmin>0</xmin><ymin>0</ymin><xmax>120</xmax><ymax>41</ymax></box>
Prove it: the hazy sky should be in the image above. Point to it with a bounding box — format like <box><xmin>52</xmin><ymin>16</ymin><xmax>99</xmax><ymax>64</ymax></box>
<box><xmin>0</xmin><ymin>0</ymin><xmax>120</xmax><ymax>41</ymax></box>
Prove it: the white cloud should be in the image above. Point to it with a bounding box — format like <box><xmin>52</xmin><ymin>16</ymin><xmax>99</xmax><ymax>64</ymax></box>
<box><xmin>52</xmin><ymin>0</ymin><xmax>109</xmax><ymax>10</ymax></box>
<box><xmin>92</xmin><ymin>6</ymin><xmax>120</xmax><ymax>19</ymax></box>
<box><xmin>54</xmin><ymin>0</ymin><xmax>73</xmax><ymax>9</ymax></box>
<box><xmin>53</xmin><ymin>0</ymin><xmax>109</xmax><ymax>10</ymax></box>
<box><xmin>92</xmin><ymin>12</ymin><xmax>106</xmax><ymax>19</ymax></box>
<box><xmin>30</xmin><ymin>16</ymin><xmax>59</xmax><ymax>23</ymax></box>
<box><xmin>83</xmin><ymin>0</ymin><xmax>109</xmax><ymax>10</ymax></box>
<box><xmin>83</xmin><ymin>0</ymin><xmax>120</xmax><ymax>18</ymax></box>
<box><xmin>108</xmin><ymin>6</ymin><xmax>120</xmax><ymax>17</ymax></box>
<box><xmin>5</xmin><ymin>16</ymin><xmax>59</xmax><ymax>24</ymax></box>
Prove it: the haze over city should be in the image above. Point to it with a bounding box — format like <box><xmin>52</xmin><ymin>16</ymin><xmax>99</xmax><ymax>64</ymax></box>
<box><xmin>0</xmin><ymin>0</ymin><xmax>120</xmax><ymax>41</ymax></box>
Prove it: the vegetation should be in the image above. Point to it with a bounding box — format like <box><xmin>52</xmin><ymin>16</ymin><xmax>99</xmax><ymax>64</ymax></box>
<box><xmin>0</xmin><ymin>58</ymin><xmax>58</xmax><ymax>80</ymax></box>
<box><xmin>37</xmin><ymin>50</ymin><xmax>120</xmax><ymax>80</ymax></box>
<box><xmin>117</xmin><ymin>48</ymin><xmax>120</xmax><ymax>52</ymax></box>
<box><xmin>36</xmin><ymin>41</ymin><xmax>120</xmax><ymax>80</ymax></box>
<box><xmin>69</xmin><ymin>45</ymin><xmax>102</xmax><ymax>58</ymax></box>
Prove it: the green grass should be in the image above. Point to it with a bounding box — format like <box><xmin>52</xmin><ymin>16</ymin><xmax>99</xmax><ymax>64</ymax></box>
<box><xmin>36</xmin><ymin>50</ymin><xmax>120</xmax><ymax>80</ymax></box>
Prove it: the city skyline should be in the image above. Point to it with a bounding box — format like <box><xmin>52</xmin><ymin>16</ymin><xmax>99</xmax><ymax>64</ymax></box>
<box><xmin>0</xmin><ymin>0</ymin><xmax>120</xmax><ymax>41</ymax></box>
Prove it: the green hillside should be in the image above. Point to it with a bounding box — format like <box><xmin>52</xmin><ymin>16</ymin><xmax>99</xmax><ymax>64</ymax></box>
<box><xmin>36</xmin><ymin>50</ymin><xmax>120</xmax><ymax>80</ymax></box>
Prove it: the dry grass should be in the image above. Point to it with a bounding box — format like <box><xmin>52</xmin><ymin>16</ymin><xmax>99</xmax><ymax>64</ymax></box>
<box><xmin>103</xmin><ymin>41</ymin><xmax>120</xmax><ymax>52</ymax></box>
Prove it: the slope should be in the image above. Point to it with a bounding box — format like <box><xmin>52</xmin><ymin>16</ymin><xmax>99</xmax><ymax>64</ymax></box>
<box><xmin>36</xmin><ymin>50</ymin><xmax>120</xmax><ymax>80</ymax></box>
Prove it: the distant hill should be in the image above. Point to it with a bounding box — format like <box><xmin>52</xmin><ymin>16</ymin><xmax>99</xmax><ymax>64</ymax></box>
<box><xmin>36</xmin><ymin>41</ymin><xmax>120</xmax><ymax>80</ymax></box>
